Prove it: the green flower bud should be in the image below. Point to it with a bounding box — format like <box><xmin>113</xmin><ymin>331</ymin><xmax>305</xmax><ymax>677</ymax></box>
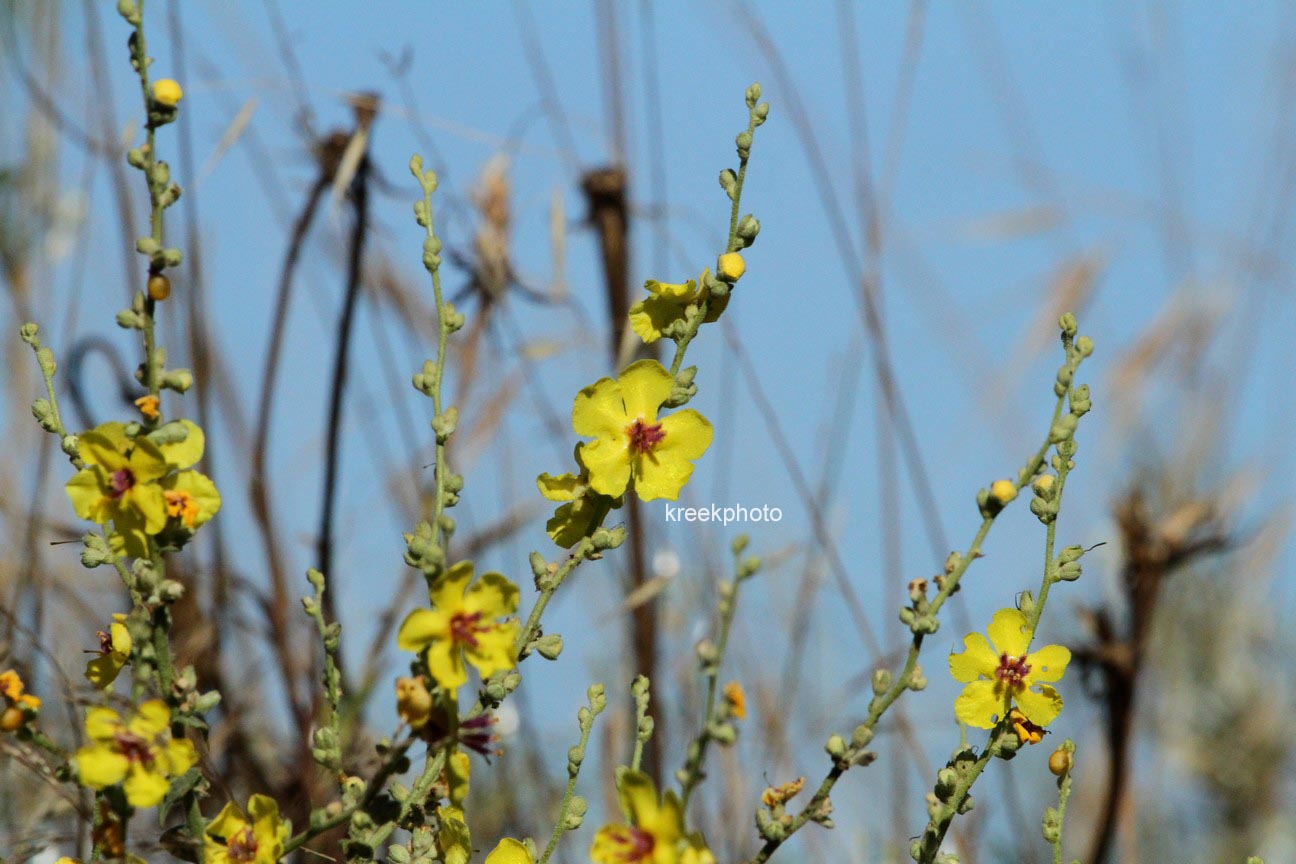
<box><xmin>534</xmin><ymin>633</ymin><xmax>563</xmax><ymax>660</ymax></box>
<box><xmin>719</xmin><ymin>168</ymin><xmax>738</xmax><ymax>200</ymax></box>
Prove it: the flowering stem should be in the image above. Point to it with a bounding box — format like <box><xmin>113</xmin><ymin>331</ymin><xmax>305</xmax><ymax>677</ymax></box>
<box><xmin>412</xmin><ymin>162</ymin><xmax>455</xmax><ymax>562</ymax></box>
<box><xmin>127</xmin><ymin>0</ymin><xmax>166</xmax><ymax>417</ymax></box>
<box><xmin>668</xmin><ymin>101</ymin><xmax>761</xmax><ymax>381</ymax></box>
<box><xmin>680</xmin><ymin>541</ymin><xmax>755</xmax><ymax>809</ymax></box>
<box><xmin>744</xmin><ymin>325</ymin><xmax>1089</xmax><ymax>864</ymax></box>
<box><xmin>539</xmin><ymin>684</ymin><xmax>606</xmax><ymax>864</ymax></box>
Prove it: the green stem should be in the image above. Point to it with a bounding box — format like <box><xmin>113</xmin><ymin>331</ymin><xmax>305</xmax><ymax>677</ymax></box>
<box><xmin>680</xmin><ymin>550</ymin><xmax>750</xmax><ymax>808</ymax></box>
<box><xmin>416</xmin><ymin>173</ymin><xmax>453</xmax><ymax>560</ymax></box>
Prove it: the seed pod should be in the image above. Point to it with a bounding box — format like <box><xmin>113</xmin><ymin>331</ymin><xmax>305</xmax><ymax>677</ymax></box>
<box><xmin>148</xmin><ymin>274</ymin><xmax>171</xmax><ymax>301</ymax></box>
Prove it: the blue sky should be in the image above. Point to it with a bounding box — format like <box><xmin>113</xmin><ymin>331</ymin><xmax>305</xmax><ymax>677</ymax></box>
<box><xmin>7</xmin><ymin>1</ymin><xmax>1296</xmax><ymax>858</ymax></box>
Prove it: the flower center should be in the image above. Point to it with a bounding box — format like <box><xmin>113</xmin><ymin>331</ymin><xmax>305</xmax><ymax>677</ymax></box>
<box><xmin>97</xmin><ymin>630</ymin><xmax>114</xmax><ymax>656</ymax></box>
<box><xmin>113</xmin><ymin>729</ymin><xmax>155</xmax><ymax>767</ymax></box>
<box><xmin>994</xmin><ymin>653</ymin><xmax>1031</xmax><ymax>687</ymax></box>
<box><xmin>109</xmin><ymin>468</ymin><xmax>136</xmax><ymax>499</ymax></box>
<box><xmin>626</xmin><ymin>418</ymin><xmax>666</xmax><ymax>454</ymax></box>
<box><xmin>607</xmin><ymin>826</ymin><xmax>656</xmax><ymax>862</ymax></box>
<box><xmin>227</xmin><ymin>826</ymin><xmax>258</xmax><ymax>863</ymax></box>
<box><xmin>449</xmin><ymin>610</ymin><xmax>487</xmax><ymax>649</ymax></box>
<box><xmin>165</xmin><ymin>489</ymin><xmax>200</xmax><ymax>526</ymax></box>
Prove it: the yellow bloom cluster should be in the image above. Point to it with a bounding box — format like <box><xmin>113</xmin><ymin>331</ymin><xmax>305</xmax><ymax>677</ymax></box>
<box><xmin>397</xmin><ymin>561</ymin><xmax>520</xmax><ymax>692</ymax></box>
<box><xmin>65</xmin><ymin>420</ymin><xmax>220</xmax><ymax>558</ymax></box>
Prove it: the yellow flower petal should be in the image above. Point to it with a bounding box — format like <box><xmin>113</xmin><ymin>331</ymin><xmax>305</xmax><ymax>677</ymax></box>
<box><xmin>1026</xmin><ymin>644</ymin><xmax>1070</xmax><ymax>683</ymax></box>
<box><xmin>546</xmin><ymin>499</ymin><xmax>598</xmax><ymax>548</ymax></box>
<box><xmin>125</xmin><ymin>436</ymin><xmax>171</xmax><ymax>484</ymax></box>
<box><xmin>536</xmin><ymin>472</ymin><xmax>579</xmax><ymax>502</ymax></box>
<box><xmin>954</xmin><ymin>679</ymin><xmax>1003</xmax><ymax>729</ymax></box>
<box><xmin>948</xmin><ymin>632</ymin><xmax>998</xmax><ymax>683</ymax></box>
<box><xmin>123</xmin><ymin>762</ymin><xmax>170</xmax><ymax>808</ymax></box>
<box><xmin>484</xmin><ymin>838</ymin><xmax>533</xmax><ymax>864</ymax></box>
<box><xmin>617</xmin><ymin>360</ymin><xmax>673</xmax><ymax>423</ymax></box>
<box><xmin>430</xmin><ymin>561</ymin><xmax>474</xmax><ymax>613</ymax></box>
<box><xmin>128</xmin><ymin>700</ymin><xmax>171</xmax><ymax>738</ymax></box>
<box><xmin>1015</xmin><ymin>684</ymin><xmax>1063</xmax><ymax>727</ymax></box>
<box><xmin>397</xmin><ymin>608</ymin><xmax>449</xmax><ymax>652</ymax></box>
<box><xmin>109</xmin><ymin>621</ymin><xmax>132</xmax><ymax>657</ymax></box>
<box><xmin>628</xmin><ymin>294</ymin><xmax>690</xmax><ymax>344</ymax></box>
<box><xmin>66</xmin><ymin>467</ymin><xmax>113</xmax><ymax>523</ymax></box>
<box><xmin>125</xmin><ymin>483</ymin><xmax>169</xmax><ymax>535</ymax></box>
<box><xmin>206</xmin><ymin>801</ymin><xmax>250</xmax><ymax>842</ymax></box>
<box><xmin>573</xmin><ymin>376</ymin><xmax>627</xmax><ymax>439</ymax></box>
<box><xmin>75</xmin><ymin>743</ymin><xmax>129</xmax><ymax>789</ymax></box>
<box><xmin>464</xmin><ymin>572</ymin><xmax>520</xmax><ymax>618</ymax></box>
<box><xmin>986</xmin><ymin>608</ymin><xmax>1031</xmax><ymax>658</ymax></box>
<box><xmin>644</xmin><ymin>278</ymin><xmax>698</xmax><ymax>300</ymax></box>
<box><xmin>427</xmin><ymin>638</ymin><xmax>468</xmax><ymax>690</ymax></box>
<box><xmin>77</xmin><ymin>425</ymin><xmax>129</xmax><ymax>470</ymax></box>
<box><xmin>85</xmin><ymin>655</ymin><xmax>125</xmax><ymax>689</ymax></box>
<box><xmin>580</xmin><ymin>438</ymin><xmax>632</xmax><ymax>497</ymax></box>
<box><xmin>163</xmin><ymin>737</ymin><xmax>197</xmax><ymax>775</ymax></box>
<box><xmin>633</xmin><ymin>409</ymin><xmax>713</xmax><ymax>501</ymax></box>
<box><xmin>157</xmin><ymin>420</ymin><xmax>205</xmax><ymax>470</ymax></box>
<box><xmin>84</xmin><ymin>707</ymin><xmax>123</xmax><ymax>743</ymax></box>
<box><xmin>466</xmin><ymin>620</ymin><xmax>520</xmax><ymax>680</ymax></box>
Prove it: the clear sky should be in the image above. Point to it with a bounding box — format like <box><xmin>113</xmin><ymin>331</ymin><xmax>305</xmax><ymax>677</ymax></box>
<box><xmin>6</xmin><ymin>1</ymin><xmax>1295</xmax><ymax>859</ymax></box>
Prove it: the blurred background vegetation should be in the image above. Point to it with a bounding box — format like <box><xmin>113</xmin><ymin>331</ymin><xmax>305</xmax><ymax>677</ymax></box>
<box><xmin>1</xmin><ymin>2</ymin><xmax>1293</xmax><ymax>862</ymax></box>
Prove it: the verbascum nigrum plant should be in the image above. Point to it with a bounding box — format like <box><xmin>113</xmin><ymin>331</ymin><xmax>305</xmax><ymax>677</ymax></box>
<box><xmin>2</xmin><ymin>4</ymin><xmax>1273</xmax><ymax>864</ymax></box>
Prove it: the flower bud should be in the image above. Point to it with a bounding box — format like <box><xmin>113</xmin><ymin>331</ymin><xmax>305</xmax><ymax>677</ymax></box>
<box><xmin>717</xmin><ymin>251</ymin><xmax>746</xmax><ymax>282</ymax></box>
<box><xmin>152</xmin><ymin>79</ymin><xmax>183</xmax><ymax>107</ymax></box>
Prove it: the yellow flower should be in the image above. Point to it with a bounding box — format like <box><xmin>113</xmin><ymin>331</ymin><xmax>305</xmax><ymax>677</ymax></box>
<box><xmin>628</xmin><ymin>270</ymin><xmax>728</xmax><ymax>344</ymax></box>
<box><xmin>0</xmin><ymin>669</ymin><xmax>40</xmax><ymax>731</ymax></box>
<box><xmin>86</xmin><ymin>614</ymin><xmax>132</xmax><ymax>689</ymax></box>
<box><xmin>397</xmin><ymin>561</ymin><xmax>520</xmax><ymax>691</ymax></box>
<box><xmin>395</xmin><ymin>675</ymin><xmax>433</xmax><ymax>728</ymax></box>
<box><xmin>152</xmin><ymin>78</ymin><xmax>183</xmax><ymax>106</ymax></box>
<box><xmin>590</xmin><ymin>771</ymin><xmax>712</xmax><ymax>864</ymax></box>
<box><xmin>66</xmin><ymin>422</ymin><xmax>170</xmax><ymax>535</ymax></box>
<box><xmin>573</xmin><ymin>360</ymin><xmax>713</xmax><ymax>502</ymax></box>
<box><xmin>949</xmin><ymin>608</ymin><xmax>1070</xmax><ymax>730</ymax></box>
<box><xmin>723</xmin><ymin>681</ymin><xmax>746</xmax><ymax>720</ymax></box>
<box><xmin>74</xmin><ymin>700</ymin><xmax>196</xmax><ymax>808</ymax></box>
<box><xmin>760</xmin><ymin>777</ymin><xmax>805</xmax><ymax>809</ymax></box>
<box><xmin>205</xmin><ymin>794</ymin><xmax>289</xmax><ymax>864</ymax></box>
<box><xmin>537</xmin><ymin>445</ymin><xmax>621</xmax><ymax>547</ymax></box>
<box><xmin>134</xmin><ymin>394</ymin><xmax>160</xmax><ymax>421</ymax></box>
<box><xmin>716</xmin><ymin>252</ymin><xmax>745</xmax><ymax>282</ymax></box>
<box><xmin>989</xmin><ymin>479</ymin><xmax>1017</xmax><ymax>507</ymax></box>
